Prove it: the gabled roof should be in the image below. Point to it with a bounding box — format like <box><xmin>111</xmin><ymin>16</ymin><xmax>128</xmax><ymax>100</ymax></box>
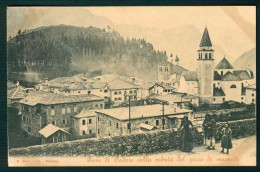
<box><xmin>215</xmin><ymin>57</ymin><xmax>234</xmax><ymax>69</ymax></box>
<box><xmin>74</xmin><ymin>107</ymin><xmax>97</xmax><ymax>118</ymax></box>
<box><xmin>149</xmin><ymin>83</ymin><xmax>175</xmax><ymax>90</ymax></box>
<box><xmin>107</xmin><ymin>78</ymin><xmax>139</xmax><ymax>90</ymax></box>
<box><xmin>200</xmin><ymin>27</ymin><xmax>212</xmax><ymax>47</ymax></box>
<box><xmin>221</xmin><ymin>71</ymin><xmax>241</xmax><ymax>81</ymax></box>
<box><xmin>19</xmin><ymin>91</ymin><xmax>104</xmax><ymax>106</ymax></box>
<box><xmin>39</xmin><ymin>124</ymin><xmax>70</xmax><ymax>138</ymax></box>
<box><xmin>182</xmin><ymin>71</ymin><xmax>197</xmax><ymax>81</ymax></box>
<box><xmin>213</xmin><ymin>87</ymin><xmax>225</xmax><ymax>97</ymax></box>
<box><xmin>233</xmin><ymin>70</ymin><xmax>251</xmax><ymax>80</ymax></box>
<box><xmin>214</xmin><ymin>71</ymin><xmax>221</xmax><ymax>80</ymax></box>
<box><xmin>7</xmin><ymin>86</ymin><xmax>26</xmax><ymax>99</ymax></box>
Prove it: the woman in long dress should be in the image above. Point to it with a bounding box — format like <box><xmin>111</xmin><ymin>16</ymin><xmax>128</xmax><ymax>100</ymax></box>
<box><xmin>178</xmin><ymin>116</ymin><xmax>194</xmax><ymax>152</ymax></box>
<box><xmin>203</xmin><ymin>114</ymin><xmax>216</xmax><ymax>150</ymax></box>
<box><xmin>221</xmin><ymin>122</ymin><xmax>232</xmax><ymax>154</ymax></box>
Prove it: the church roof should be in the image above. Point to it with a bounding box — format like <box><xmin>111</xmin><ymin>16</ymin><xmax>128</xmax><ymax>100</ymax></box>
<box><xmin>215</xmin><ymin>57</ymin><xmax>234</xmax><ymax>69</ymax></box>
<box><xmin>221</xmin><ymin>71</ymin><xmax>241</xmax><ymax>81</ymax></box>
<box><xmin>199</xmin><ymin>27</ymin><xmax>212</xmax><ymax>47</ymax></box>
<box><xmin>213</xmin><ymin>87</ymin><xmax>225</xmax><ymax>97</ymax></box>
<box><xmin>182</xmin><ymin>71</ymin><xmax>197</xmax><ymax>81</ymax></box>
<box><xmin>233</xmin><ymin>70</ymin><xmax>251</xmax><ymax>80</ymax></box>
<box><xmin>214</xmin><ymin>71</ymin><xmax>221</xmax><ymax>80</ymax></box>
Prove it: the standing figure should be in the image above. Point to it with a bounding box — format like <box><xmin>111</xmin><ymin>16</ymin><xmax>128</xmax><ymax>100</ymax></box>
<box><xmin>221</xmin><ymin>122</ymin><xmax>232</xmax><ymax>154</ymax></box>
<box><xmin>178</xmin><ymin>116</ymin><xmax>194</xmax><ymax>152</ymax></box>
<box><xmin>203</xmin><ymin>114</ymin><xmax>216</xmax><ymax>149</ymax></box>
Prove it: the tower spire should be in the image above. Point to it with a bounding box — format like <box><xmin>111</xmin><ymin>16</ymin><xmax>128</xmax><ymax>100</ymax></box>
<box><xmin>200</xmin><ymin>27</ymin><xmax>212</xmax><ymax>47</ymax></box>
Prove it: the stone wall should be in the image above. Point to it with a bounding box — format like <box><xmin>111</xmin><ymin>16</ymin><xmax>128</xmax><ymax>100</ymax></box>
<box><xmin>9</xmin><ymin>118</ymin><xmax>255</xmax><ymax>157</ymax></box>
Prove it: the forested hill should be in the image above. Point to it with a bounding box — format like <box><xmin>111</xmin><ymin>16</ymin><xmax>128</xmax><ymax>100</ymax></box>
<box><xmin>7</xmin><ymin>25</ymin><xmax>168</xmax><ymax>82</ymax></box>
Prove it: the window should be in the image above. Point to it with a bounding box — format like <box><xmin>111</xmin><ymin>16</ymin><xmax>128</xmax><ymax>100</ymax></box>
<box><xmin>28</xmin><ymin>126</ymin><xmax>31</xmax><ymax>133</ymax></box>
<box><xmin>89</xmin><ymin>130</ymin><xmax>92</xmax><ymax>134</ymax></box>
<box><xmin>252</xmin><ymin>99</ymin><xmax>255</xmax><ymax>103</ymax></box>
<box><xmin>145</xmin><ymin>121</ymin><xmax>148</xmax><ymax>124</ymax></box>
<box><xmin>116</xmin><ymin>123</ymin><xmax>119</xmax><ymax>129</ymax></box>
<box><xmin>74</xmin><ymin>106</ymin><xmax>78</xmax><ymax>112</ymax></box>
<box><xmin>88</xmin><ymin>119</ymin><xmax>92</xmax><ymax>124</ymax></box>
<box><xmin>98</xmin><ymin>117</ymin><xmax>100</xmax><ymax>121</ymax></box>
<box><xmin>156</xmin><ymin>120</ymin><xmax>159</xmax><ymax>126</ymax></box>
<box><xmin>209</xmin><ymin>53</ymin><xmax>212</xmax><ymax>59</ymax></box>
<box><xmin>62</xmin><ymin>107</ymin><xmax>65</xmax><ymax>114</ymax></box>
<box><xmin>223</xmin><ymin>98</ymin><xmax>225</xmax><ymax>102</ymax></box>
<box><xmin>205</xmin><ymin>53</ymin><xmax>208</xmax><ymax>59</ymax></box>
<box><xmin>114</xmin><ymin>91</ymin><xmax>117</xmax><ymax>95</ymax></box>
<box><xmin>133</xmin><ymin>96</ymin><xmax>136</xmax><ymax>99</ymax></box>
<box><xmin>52</xmin><ymin>121</ymin><xmax>56</xmax><ymax>125</ymax></box>
<box><xmin>213</xmin><ymin>98</ymin><xmax>216</xmax><ymax>101</ymax></box>
<box><xmin>110</xmin><ymin>121</ymin><xmax>112</xmax><ymax>126</ymax></box>
<box><xmin>88</xmin><ymin>91</ymin><xmax>91</xmax><ymax>94</ymax></box>
<box><xmin>104</xmin><ymin>89</ymin><xmax>108</xmax><ymax>93</ymax></box>
<box><xmin>82</xmin><ymin>131</ymin><xmax>85</xmax><ymax>135</ymax></box>
<box><xmin>78</xmin><ymin>91</ymin><xmax>81</xmax><ymax>94</ymax></box>
<box><xmin>134</xmin><ymin>90</ymin><xmax>137</xmax><ymax>93</ymax></box>
<box><xmin>213</xmin><ymin>83</ymin><xmax>216</xmax><ymax>88</ymax></box>
<box><xmin>124</xmin><ymin>91</ymin><xmax>126</xmax><ymax>94</ymax></box>
<box><xmin>159</xmin><ymin>67</ymin><xmax>162</xmax><ymax>71</ymax></box>
<box><xmin>100</xmin><ymin>90</ymin><xmax>103</xmax><ymax>92</ymax></box>
<box><xmin>67</xmin><ymin>107</ymin><xmax>71</xmax><ymax>113</ymax></box>
<box><xmin>118</xmin><ymin>91</ymin><xmax>121</xmax><ymax>94</ymax></box>
<box><xmin>82</xmin><ymin>120</ymin><xmax>86</xmax><ymax>125</ymax></box>
<box><xmin>252</xmin><ymin>93</ymin><xmax>254</xmax><ymax>97</ymax></box>
<box><xmin>230</xmin><ymin>85</ymin><xmax>236</xmax><ymax>88</ymax></box>
<box><xmin>63</xmin><ymin>120</ymin><xmax>66</xmax><ymax>125</ymax></box>
<box><xmin>100</xmin><ymin>104</ymin><xmax>103</xmax><ymax>108</ymax></box>
<box><xmin>130</xmin><ymin>90</ymin><xmax>133</xmax><ymax>94</ymax></box>
<box><xmin>98</xmin><ymin>129</ymin><xmax>100</xmax><ymax>134</ymax></box>
<box><xmin>22</xmin><ymin>116</ymin><xmax>25</xmax><ymax>121</ymax></box>
<box><xmin>221</xmin><ymin>71</ymin><xmax>223</xmax><ymax>75</ymax></box>
<box><xmin>114</xmin><ymin>98</ymin><xmax>117</xmax><ymax>101</ymax></box>
<box><xmin>118</xmin><ymin>97</ymin><xmax>122</xmax><ymax>101</ymax></box>
<box><xmin>241</xmin><ymin>97</ymin><xmax>244</xmax><ymax>100</ymax></box>
<box><xmin>95</xmin><ymin>104</ymin><xmax>98</xmax><ymax>108</ymax></box>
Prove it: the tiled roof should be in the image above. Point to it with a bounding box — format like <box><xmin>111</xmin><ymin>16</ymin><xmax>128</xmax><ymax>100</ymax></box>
<box><xmin>199</xmin><ymin>27</ymin><xmax>212</xmax><ymax>47</ymax></box>
<box><xmin>213</xmin><ymin>87</ymin><xmax>225</xmax><ymax>97</ymax></box>
<box><xmin>74</xmin><ymin>107</ymin><xmax>97</xmax><ymax>118</ymax></box>
<box><xmin>221</xmin><ymin>71</ymin><xmax>241</xmax><ymax>81</ymax></box>
<box><xmin>7</xmin><ymin>86</ymin><xmax>26</xmax><ymax>99</ymax></box>
<box><xmin>233</xmin><ymin>70</ymin><xmax>251</xmax><ymax>80</ymax></box>
<box><xmin>246</xmin><ymin>83</ymin><xmax>256</xmax><ymax>89</ymax></box>
<box><xmin>19</xmin><ymin>91</ymin><xmax>104</xmax><ymax>106</ymax></box>
<box><xmin>96</xmin><ymin>104</ymin><xmax>191</xmax><ymax>121</ymax></box>
<box><xmin>39</xmin><ymin>124</ymin><xmax>70</xmax><ymax>138</ymax></box>
<box><xmin>107</xmin><ymin>78</ymin><xmax>139</xmax><ymax>90</ymax></box>
<box><xmin>182</xmin><ymin>71</ymin><xmax>198</xmax><ymax>81</ymax></box>
<box><xmin>149</xmin><ymin>83</ymin><xmax>175</xmax><ymax>90</ymax></box>
<box><xmin>215</xmin><ymin>57</ymin><xmax>234</xmax><ymax>69</ymax></box>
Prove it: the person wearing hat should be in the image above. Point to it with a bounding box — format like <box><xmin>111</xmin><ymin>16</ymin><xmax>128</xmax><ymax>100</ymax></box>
<box><xmin>178</xmin><ymin>115</ymin><xmax>194</xmax><ymax>152</ymax></box>
<box><xmin>221</xmin><ymin>122</ymin><xmax>233</xmax><ymax>154</ymax></box>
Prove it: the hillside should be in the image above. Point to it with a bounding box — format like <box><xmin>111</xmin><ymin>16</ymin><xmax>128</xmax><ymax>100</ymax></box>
<box><xmin>7</xmin><ymin>25</ymin><xmax>168</xmax><ymax>82</ymax></box>
<box><xmin>232</xmin><ymin>48</ymin><xmax>256</xmax><ymax>74</ymax></box>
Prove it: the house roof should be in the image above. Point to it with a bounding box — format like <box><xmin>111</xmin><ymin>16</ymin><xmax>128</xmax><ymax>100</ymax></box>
<box><xmin>221</xmin><ymin>71</ymin><xmax>241</xmax><ymax>81</ymax></box>
<box><xmin>96</xmin><ymin>104</ymin><xmax>191</xmax><ymax>121</ymax></box>
<box><xmin>107</xmin><ymin>78</ymin><xmax>139</xmax><ymax>90</ymax></box>
<box><xmin>7</xmin><ymin>86</ymin><xmax>26</xmax><ymax>99</ymax></box>
<box><xmin>39</xmin><ymin>124</ymin><xmax>70</xmax><ymax>138</ymax></box>
<box><xmin>74</xmin><ymin>107</ymin><xmax>97</xmax><ymax>118</ymax></box>
<box><xmin>215</xmin><ymin>57</ymin><xmax>234</xmax><ymax>69</ymax></box>
<box><xmin>139</xmin><ymin>123</ymin><xmax>157</xmax><ymax>131</ymax></box>
<box><xmin>147</xmin><ymin>94</ymin><xmax>190</xmax><ymax>103</ymax></box>
<box><xmin>214</xmin><ymin>71</ymin><xmax>221</xmax><ymax>80</ymax></box>
<box><xmin>19</xmin><ymin>91</ymin><xmax>104</xmax><ymax>106</ymax></box>
<box><xmin>149</xmin><ymin>83</ymin><xmax>175</xmax><ymax>90</ymax></box>
<box><xmin>246</xmin><ymin>83</ymin><xmax>256</xmax><ymax>89</ymax></box>
<box><xmin>182</xmin><ymin>71</ymin><xmax>198</xmax><ymax>81</ymax></box>
<box><xmin>213</xmin><ymin>87</ymin><xmax>225</xmax><ymax>97</ymax></box>
<box><xmin>233</xmin><ymin>70</ymin><xmax>252</xmax><ymax>80</ymax></box>
<box><xmin>199</xmin><ymin>27</ymin><xmax>212</xmax><ymax>47</ymax></box>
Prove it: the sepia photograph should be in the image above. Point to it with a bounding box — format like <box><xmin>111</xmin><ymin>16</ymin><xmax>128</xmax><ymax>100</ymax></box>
<box><xmin>6</xmin><ymin>6</ymin><xmax>256</xmax><ymax>166</ymax></box>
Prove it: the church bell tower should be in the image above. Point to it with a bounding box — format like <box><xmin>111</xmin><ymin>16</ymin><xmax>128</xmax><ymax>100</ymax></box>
<box><xmin>197</xmin><ymin>27</ymin><xmax>214</xmax><ymax>104</ymax></box>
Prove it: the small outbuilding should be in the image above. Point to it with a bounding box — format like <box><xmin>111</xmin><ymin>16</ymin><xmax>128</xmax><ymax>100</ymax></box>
<box><xmin>39</xmin><ymin>124</ymin><xmax>71</xmax><ymax>144</ymax></box>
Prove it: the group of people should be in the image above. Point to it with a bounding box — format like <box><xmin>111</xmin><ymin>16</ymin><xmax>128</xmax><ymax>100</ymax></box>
<box><xmin>178</xmin><ymin>114</ymin><xmax>233</xmax><ymax>154</ymax></box>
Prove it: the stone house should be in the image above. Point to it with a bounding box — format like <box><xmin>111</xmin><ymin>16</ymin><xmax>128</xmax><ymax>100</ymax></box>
<box><xmin>149</xmin><ymin>83</ymin><xmax>175</xmax><ymax>95</ymax></box>
<box><xmin>245</xmin><ymin>84</ymin><xmax>256</xmax><ymax>104</ymax></box>
<box><xmin>18</xmin><ymin>91</ymin><xmax>104</xmax><ymax>137</ymax></box>
<box><xmin>96</xmin><ymin>104</ymin><xmax>192</xmax><ymax>138</ymax></box>
<box><xmin>72</xmin><ymin>108</ymin><xmax>97</xmax><ymax>137</ymax></box>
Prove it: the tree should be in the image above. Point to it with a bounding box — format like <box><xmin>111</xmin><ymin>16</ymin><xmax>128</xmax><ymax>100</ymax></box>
<box><xmin>17</xmin><ymin>29</ymin><xmax>21</xmax><ymax>35</ymax></box>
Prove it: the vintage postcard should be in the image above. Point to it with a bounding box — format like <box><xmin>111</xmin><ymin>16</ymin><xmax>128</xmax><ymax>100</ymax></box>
<box><xmin>7</xmin><ymin>6</ymin><xmax>256</xmax><ymax>166</ymax></box>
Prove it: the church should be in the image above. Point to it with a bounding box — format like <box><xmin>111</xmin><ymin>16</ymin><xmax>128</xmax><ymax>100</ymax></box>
<box><xmin>158</xmin><ymin>27</ymin><xmax>254</xmax><ymax>104</ymax></box>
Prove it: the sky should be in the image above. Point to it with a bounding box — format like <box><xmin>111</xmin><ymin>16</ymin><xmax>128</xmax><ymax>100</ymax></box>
<box><xmin>7</xmin><ymin>6</ymin><xmax>256</xmax><ymax>70</ymax></box>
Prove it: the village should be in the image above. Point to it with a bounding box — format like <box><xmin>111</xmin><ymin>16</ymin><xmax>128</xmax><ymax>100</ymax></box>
<box><xmin>7</xmin><ymin>27</ymin><xmax>256</xmax><ymax>148</ymax></box>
